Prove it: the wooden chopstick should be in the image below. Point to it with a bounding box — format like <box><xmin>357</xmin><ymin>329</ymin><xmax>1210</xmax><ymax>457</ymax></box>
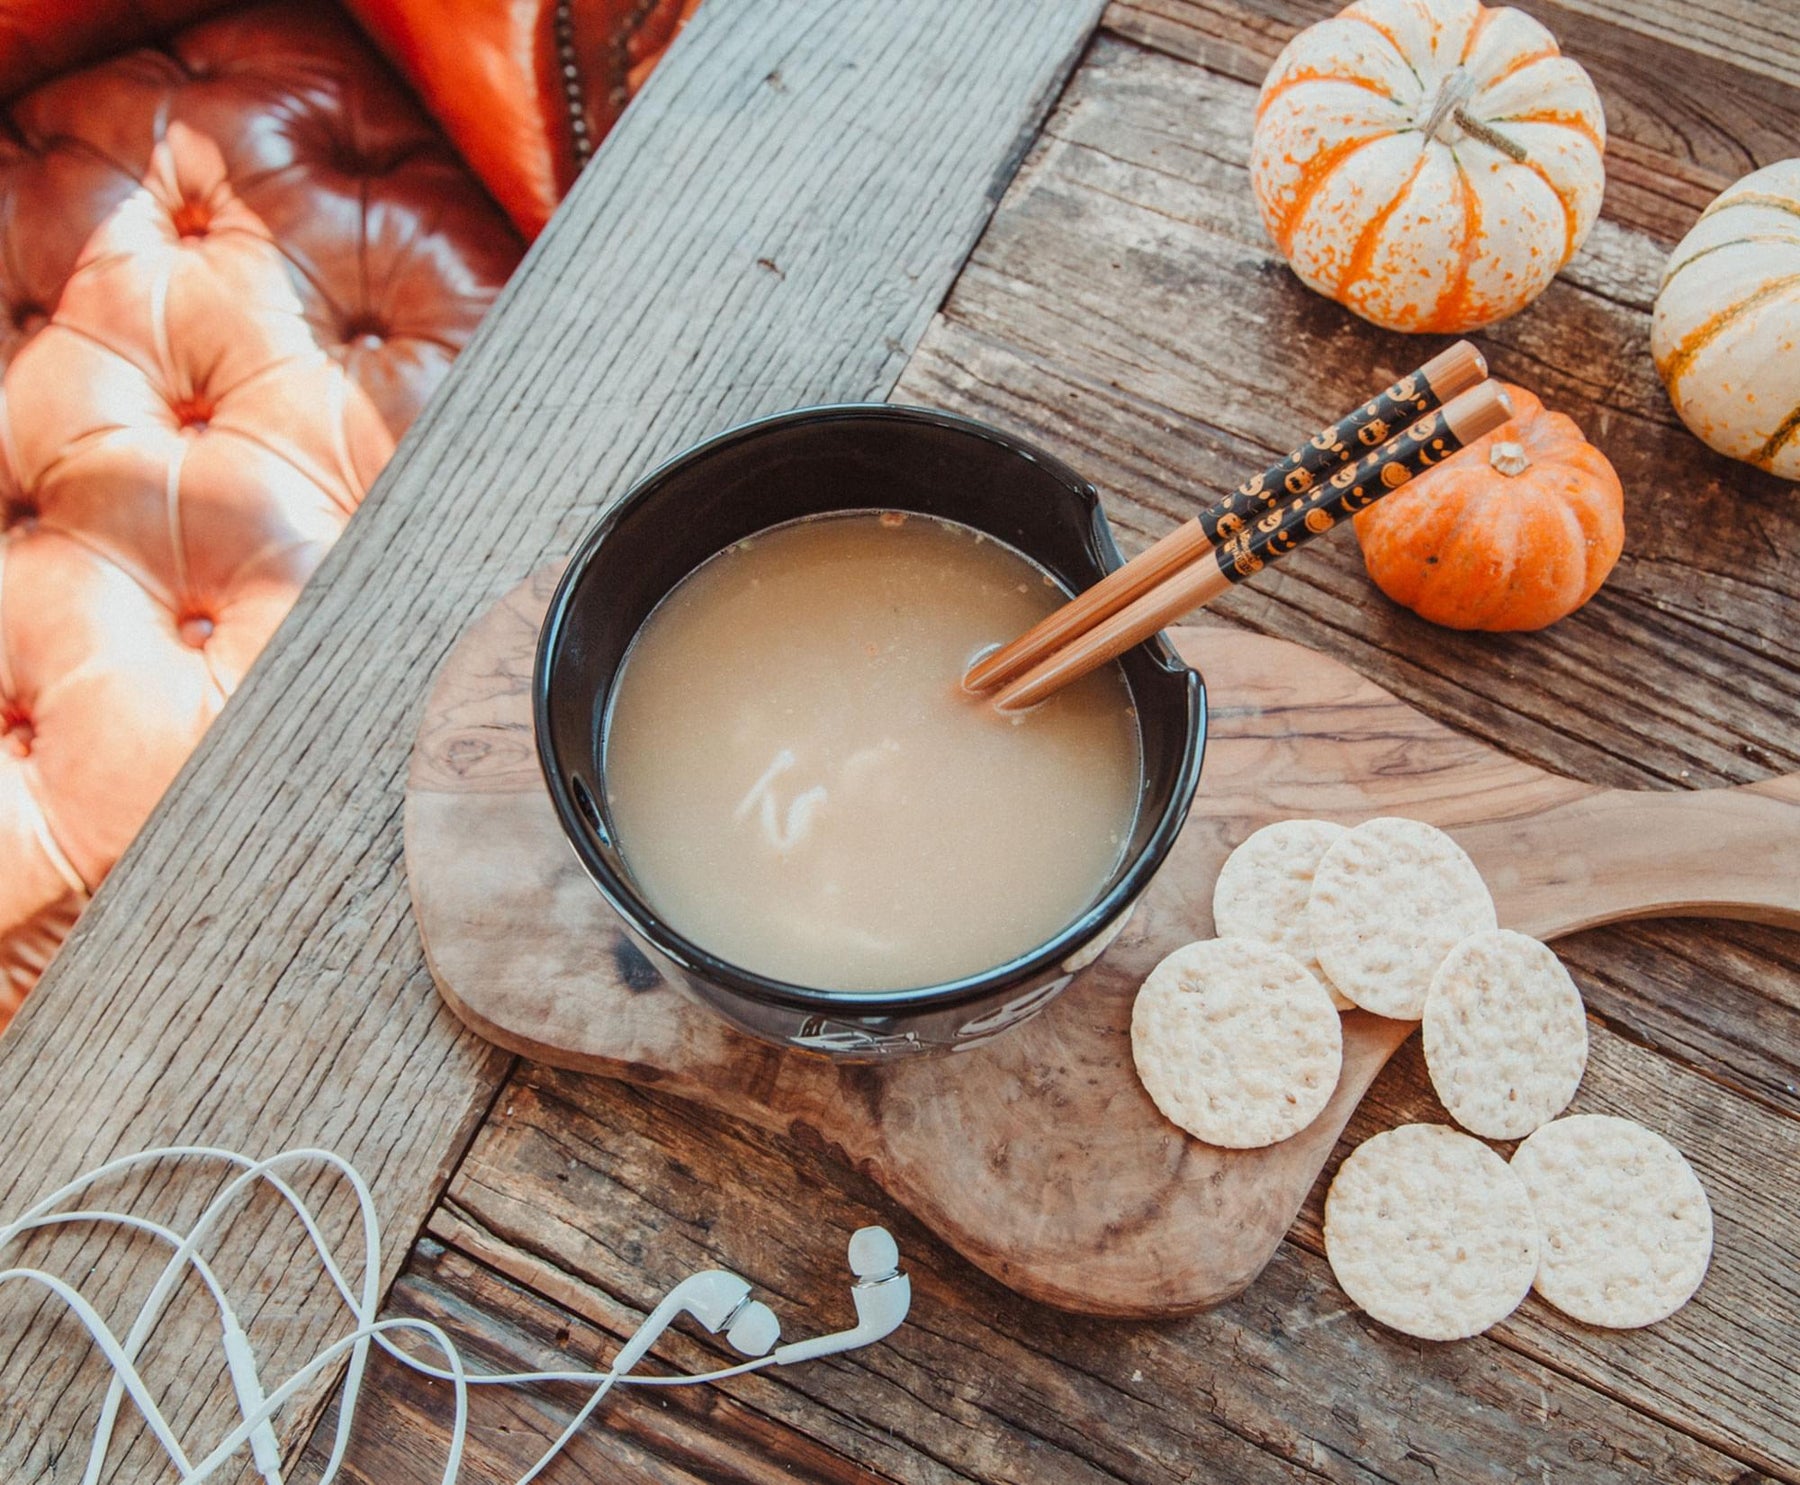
<box><xmin>963</xmin><ymin>340</ymin><xmax>1488</xmax><ymax>693</ymax></box>
<box><xmin>990</xmin><ymin>380</ymin><xmax>1514</xmax><ymax>713</ymax></box>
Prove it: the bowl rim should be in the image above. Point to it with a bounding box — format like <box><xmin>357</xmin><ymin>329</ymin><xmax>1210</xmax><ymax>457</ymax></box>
<box><xmin>534</xmin><ymin>401</ymin><xmax>1206</xmax><ymax>1018</ymax></box>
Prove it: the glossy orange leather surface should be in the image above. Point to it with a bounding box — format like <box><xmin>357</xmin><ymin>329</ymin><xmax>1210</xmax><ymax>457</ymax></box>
<box><xmin>0</xmin><ymin>2</ymin><xmax>522</xmax><ymax>1020</ymax></box>
<box><xmin>347</xmin><ymin>0</ymin><xmax>699</xmax><ymax>237</ymax></box>
<box><xmin>0</xmin><ymin>0</ymin><xmax>232</xmax><ymax>101</ymax></box>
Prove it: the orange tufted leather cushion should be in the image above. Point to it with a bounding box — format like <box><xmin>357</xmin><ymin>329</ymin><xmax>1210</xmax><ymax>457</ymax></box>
<box><xmin>0</xmin><ymin>1</ymin><xmax>522</xmax><ymax>1021</ymax></box>
<box><xmin>346</xmin><ymin>0</ymin><xmax>700</xmax><ymax>239</ymax></box>
<box><xmin>0</xmin><ymin>1</ymin><xmax>234</xmax><ymax>102</ymax></box>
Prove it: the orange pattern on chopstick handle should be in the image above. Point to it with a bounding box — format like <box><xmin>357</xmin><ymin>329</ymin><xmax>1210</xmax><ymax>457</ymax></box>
<box><xmin>1215</xmin><ymin>406</ymin><xmax>1457</xmax><ymax>581</ymax></box>
<box><xmin>1198</xmin><ymin>369</ymin><xmax>1441</xmax><ymax>547</ymax></box>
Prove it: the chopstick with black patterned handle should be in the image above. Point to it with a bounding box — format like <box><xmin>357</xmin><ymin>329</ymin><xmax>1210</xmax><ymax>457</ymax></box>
<box><xmin>964</xmin><ymin>341</ymin><xmax>1487</xmax><ymax>694</ymax></box>
<box><xmin>989</xmin><ymin>380</ymin><xmax>1512</xmax><ymax>712</ymax></box>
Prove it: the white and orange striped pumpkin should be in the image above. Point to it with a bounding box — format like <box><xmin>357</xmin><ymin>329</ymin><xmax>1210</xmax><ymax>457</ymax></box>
<box><xmin>1250</xmin><ymin>0</ymin><xmax>1606</xmax><ymax>333</ymax></box>
<box><xmin>1652</xmin><ymin>159</ymin><xmax>1800</xmax><ymax>481</ymax></box>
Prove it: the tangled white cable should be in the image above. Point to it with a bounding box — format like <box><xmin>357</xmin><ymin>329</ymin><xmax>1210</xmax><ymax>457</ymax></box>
<box><xmin>0</xmin><ymin>1145</ymin><xmax>911</xmax><ymax>1484</ymax></box>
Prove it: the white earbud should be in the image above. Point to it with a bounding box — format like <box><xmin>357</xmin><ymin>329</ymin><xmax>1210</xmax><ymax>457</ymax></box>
<box><xmin>847</xmin><ymin>1226</ymin><xmax>900</xmax><ymax>1279</ymax></box>
<box><xmin>608</xmin><ymin>1270</ymin><xmax>753</xmax><ymax>1375</ymax></box>
<box><xmin>725</xmin><ymin>1299</ymin><xmax>781</xmax><ymax>1357</ymax></box>
<box><xmin>614</xmin><ymin>1229</ymin><xmax>909</xmax><ymax>1370</ymax></box>
<box><xmin>772</xmin><ymin>1226</ymin><xmax>911</xmax><ymax>1365</ymax></box>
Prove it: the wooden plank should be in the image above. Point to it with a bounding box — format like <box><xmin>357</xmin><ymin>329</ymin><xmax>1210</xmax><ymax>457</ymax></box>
<box><xmin>897</xmin><ymin>35</ymin><xmax>1800</xmax><ymax>795</ymax></box>
<box><xmin>1292</xmin><ymin>1021</ymin><xmax>1800</xmax><ymax>1481</ymax></box>
<box><xmin>1556</xmin><ymin>921</ymin><xmax>1800</xmax><ymax>1114</ymax></box>
<box><xmin>380</xmin><ymin>1065</ymin><xmax>1768</xmax><ymax>1485</ymax></box>
<box><xmin>1551</xmin><ymin>0</ymin><xmax>1800</xmax><ymax>92</ymax></box>
<box><xmin>885</xmin><ymin>31</ymin><xmax>1800</xmax><ymax>1479</ymax></box>
<box><xmin>0</xmin><ymin>0</ymin><xmax>1112</xmax><ymax>1475</ymax></box>
<box><xmin>1103</xmin><ymin>0</ymin><xmax>1800</xmax><ymax>243</ymax></box>
<box><xmin>886</xmin><ymin>37</ymin><xmax>1800</xmax><ymax>1122</ymax></box>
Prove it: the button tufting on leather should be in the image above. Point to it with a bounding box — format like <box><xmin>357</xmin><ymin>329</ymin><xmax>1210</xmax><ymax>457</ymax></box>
<box><xmin>1</xmin><ymin>712</ymin><xmax>33</xmax><ymax>760</ymax></box>
<box><xmin>176</xmin><ymin>613</ymin><xmax>215</xmax><ymax>648</ymax></box>
<box><xmin>169</xmin><ymin>394</ymin><xmax>214</xmax><ymax>433</ymax></box>
<box><xmin>9</xmin><ymin>302</ymin><xmax>46</xmax><ymax>336</ymax></box>
<box><xmin>342</xmin><ymin>314</ymin><xmax>388</xmax><ymax>350</ymax></box>
<box><xmin>327</xmin><ymin>138</ymin><xmax>413</xmax><ymax>178</ymax></box>
<box><xmin>169</xmin><ymin>200</ymin><xmax>212</xmax><ymax>239</ymax></box>
<box><xmin>1</xmin><ymin>498</ymin><xmax>38</xmax><ymax>531</ymax></box>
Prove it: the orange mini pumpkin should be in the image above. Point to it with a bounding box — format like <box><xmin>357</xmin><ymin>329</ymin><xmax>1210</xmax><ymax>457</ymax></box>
<box><xmin>1354</xmin><ymin>383</ymin><xmax>1623</xmax><ymax>631</ymax></box>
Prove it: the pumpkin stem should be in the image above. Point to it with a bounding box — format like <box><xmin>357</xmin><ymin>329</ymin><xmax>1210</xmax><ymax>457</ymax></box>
<box><xmin>1421</xmin><ymin>68</ymin><xmax>1478</xmax><ymax>143</ymax></box>
<box><xmin>1489</xmin><ymin>440</ymin><xmax>1531</xmax><ymax>476</ymax></box>
<box><xmin>1453</xmin><ymin>109</ymin><xmax>1530</xmax><ymax>163</ymax></box>
<box><xmin>1419</xmin><ymin>66</ymin><xmax>1530</xmax><ymax>162</ymax></box>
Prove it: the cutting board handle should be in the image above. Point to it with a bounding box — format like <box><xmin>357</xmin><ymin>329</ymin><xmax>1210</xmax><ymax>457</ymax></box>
<box><xmin>1459</xmin><ymin>774</ymin><xmax>1800</xmax><ymax>941</ymax></box>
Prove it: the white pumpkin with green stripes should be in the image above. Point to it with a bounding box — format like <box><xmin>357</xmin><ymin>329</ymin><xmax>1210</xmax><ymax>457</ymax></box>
<box><xmin>1653</xmin><ymin>159</ymin><xmax>1800</xmax><ymax>481</ymax></box>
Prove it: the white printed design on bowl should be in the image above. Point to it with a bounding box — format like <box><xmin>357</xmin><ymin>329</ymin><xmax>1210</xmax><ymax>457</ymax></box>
<box><xmin>790</xmin><ymin>1018</ymin><xmax>924</xmax><ymax>1056</ymax></box>
<box><xmin>952</xmin><ymin>976</ymin><xmax>1072</xmax><ymax>1047</ymax></box>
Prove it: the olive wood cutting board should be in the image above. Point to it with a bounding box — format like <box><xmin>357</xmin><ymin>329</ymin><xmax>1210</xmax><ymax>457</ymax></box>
<box><xmin>405</xmin><ymin>564</ymin><xmax>1800</xmax><ymax>1317</ymax></box>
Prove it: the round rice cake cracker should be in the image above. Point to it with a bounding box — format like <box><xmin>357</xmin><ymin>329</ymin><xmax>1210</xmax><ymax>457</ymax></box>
<box><xmin>1324</xmin><ymin>1123</ymin><xmax>1538</xmax><ymax>1341</ymax></box>
<box><xmin>1131</xmin><ymin>939</ymin><xmax>1343</xmax><ymax>1149</ymax></box>
<box><xmin>1423</xmin><ymin>929</ymin><xmax>1589</xmax><ymax>1139</ymax></box>
<box><xmin>1511</xmin><ymin>1115</ymin><xmax>1713</xmax><ymax>1329</ymax></box>
<box><xmin>1308</xmin><ymin>817</ymin><xmax>1497</xmax><ymax>1019</ymax></box>
<box><xmin>1211</xmin><ymin>819</ymin><xmax>1354</xmax><ymax>1010</ymax></box>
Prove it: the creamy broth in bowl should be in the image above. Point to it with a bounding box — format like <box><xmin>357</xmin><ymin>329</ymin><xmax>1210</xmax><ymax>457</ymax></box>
<box><xmin>602</xmin><ymin>512</ymin><xmax>1143</xmax><ymax>992</ymax></box>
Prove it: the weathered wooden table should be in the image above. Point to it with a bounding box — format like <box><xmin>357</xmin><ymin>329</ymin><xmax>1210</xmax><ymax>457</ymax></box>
<box><xmin>2</xmin><ymin>0</ymin><xmax>1796</xmax><ymax>1479</ymax></box>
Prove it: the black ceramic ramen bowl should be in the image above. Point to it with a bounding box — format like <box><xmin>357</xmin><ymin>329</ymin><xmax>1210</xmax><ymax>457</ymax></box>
<box><xmin>535</xmin><ymin>404</ymin><xmax>1206</xmax><ymax>1058</ymax></box>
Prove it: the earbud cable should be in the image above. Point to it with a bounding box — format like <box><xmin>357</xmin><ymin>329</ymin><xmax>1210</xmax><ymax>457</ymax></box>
<box><xmin>0</xmin><ymin>1148</ymin><xmax>793</xmax><ymax>1485</ymax></box>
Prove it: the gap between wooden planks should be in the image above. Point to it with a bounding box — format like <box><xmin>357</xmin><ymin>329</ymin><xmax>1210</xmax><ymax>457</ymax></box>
<box><xmin>0</xmin><ymin>0</ymin><xmax>1116</xmax><ymax>1476</ymax></box>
